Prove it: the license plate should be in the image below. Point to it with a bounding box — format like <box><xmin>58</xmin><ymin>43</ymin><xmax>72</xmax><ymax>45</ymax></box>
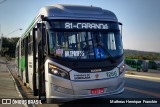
<box><xmin>90</xmin><ymin>88</ymin><xmax>104</xmax><ymax>94</ymax></box>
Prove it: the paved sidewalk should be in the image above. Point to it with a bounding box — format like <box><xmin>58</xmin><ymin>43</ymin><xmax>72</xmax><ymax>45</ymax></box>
<box><xmin>0</xmin><ymin>57</ymin><xmax>24</xmax><ymax>107</ymax></box>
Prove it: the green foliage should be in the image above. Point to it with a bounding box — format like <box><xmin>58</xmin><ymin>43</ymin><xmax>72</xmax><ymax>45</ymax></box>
<box><xmin>0</xmin><ymin>37</ymin><xmax>19</xmax><ymax>57</ymax></box>
<box><xmin>124</xmin><ymin>49</ymin><xmax>160</xmax><ymax>60</ymax></box>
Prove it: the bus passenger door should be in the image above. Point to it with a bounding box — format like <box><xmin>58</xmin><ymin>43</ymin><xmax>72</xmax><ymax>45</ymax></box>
<box><xmin>24</xmin><ymin>36</ymin><xmax>29</xmax><ymax>85</ymax></box>
<box><xmin>28</xmin><ymin>32</ymin><xmax>34</xmax><ymax>90</ymax></box>
<box><xmin>37</xmin><ymin>22</ymin><xmax>46</xmax><ymax>100</ymax></box>
<box><xmin>33</xmin><ymin>28</ymin><xmax>38</xmax><ymax>96</ymax></box>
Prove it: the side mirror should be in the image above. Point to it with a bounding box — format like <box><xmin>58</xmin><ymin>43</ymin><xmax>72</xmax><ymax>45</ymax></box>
<box><xmin>118</xmin><ymin>22</ymin><xmax>123</xmax><ymax>37</ymax></box>
<box><xmin>119</xmin><ymin>22</ymin><xmax>122</xmax><ymax>25</ymax></box>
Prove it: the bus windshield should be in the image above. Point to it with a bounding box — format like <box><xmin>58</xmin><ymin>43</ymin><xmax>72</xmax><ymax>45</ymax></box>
<box><xmin>48</xmin><ymin>30</ymin><xmax>123</xmax><ymax>60</ymax></box>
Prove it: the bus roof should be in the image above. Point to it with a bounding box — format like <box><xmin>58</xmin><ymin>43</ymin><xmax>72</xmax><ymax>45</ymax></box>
<box><xmin>38</xmin><ymin>4</ymin><xmax>118</xmax><ymax>21</ymax></box>
<box><xmin>21</xmin><ymin>4</ymin><xmax>119</xmax><ymax>38</ymax></box>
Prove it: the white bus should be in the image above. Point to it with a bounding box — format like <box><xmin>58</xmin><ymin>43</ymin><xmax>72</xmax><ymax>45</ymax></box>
<box><xmin>15</xmin><ymin>4</ymin><xmax>125</xmax><ymax>103</ymax></box>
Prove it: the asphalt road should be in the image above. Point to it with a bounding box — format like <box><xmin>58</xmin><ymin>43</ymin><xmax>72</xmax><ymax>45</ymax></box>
<box><xmin>6</xmin><ymin>62</ymin><xmax>160</xmax><ymax>107</ymax></box>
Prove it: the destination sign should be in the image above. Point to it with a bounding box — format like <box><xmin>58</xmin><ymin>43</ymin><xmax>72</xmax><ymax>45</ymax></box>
<box><xmin>50</xmin><ymin>21</ymin><xmax>119</xmax><ymax>30</ymax></box>
<box><xmin>65</xmin><ymin>22</ymin><xmax>108</xmax><ymax>29</ymax></box>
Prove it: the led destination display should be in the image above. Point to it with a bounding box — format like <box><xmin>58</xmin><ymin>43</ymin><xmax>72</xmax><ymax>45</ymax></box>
<box><xmin>50</xmin><ymin>21</ymin><xmax>119</xmax><ymax>30</ymax></box>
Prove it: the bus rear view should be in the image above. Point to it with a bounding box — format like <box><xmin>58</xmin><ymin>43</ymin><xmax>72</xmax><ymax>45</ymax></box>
<box><xmin>16</xmin><ymin>4</ymin><xmax>126</xmax><ymax>103</ymax></box>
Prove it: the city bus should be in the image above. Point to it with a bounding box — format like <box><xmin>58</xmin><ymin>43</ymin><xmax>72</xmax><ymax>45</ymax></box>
<box><xmin>125</xmin><ymin>58</ymin><xmax>150</xmax><ymax>72</ymax></box>
<box><xmin>15</xmin><ymin>4</ymin><xmax>125</xmax><ymax>103</ymax></box>
<box><xmin>125</xmin><ymin>59</ymin><xmax>142</xmax><ymax>71</ymax></box>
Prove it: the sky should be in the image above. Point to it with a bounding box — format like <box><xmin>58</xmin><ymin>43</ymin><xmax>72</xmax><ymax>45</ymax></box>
<box><xmin>0</xmin><ymin>0</ymin><xmax>160</xmax><ymax>53</ymax></box>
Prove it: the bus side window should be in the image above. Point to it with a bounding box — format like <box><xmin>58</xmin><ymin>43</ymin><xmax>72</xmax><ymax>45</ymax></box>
<box><xmin>42</xmin><ymin>27</ymin><xmax>46</xmax><ymax>46</ymax></box>
<box><xmin>28</xmin><ymin>31</ymin><xmax>33</xmax><ymax>55</ymax></box>
<box><xmin>28</xmin><ymin>34</ymin><xmax>30</xmax><ymax>54</ymax></box>
<box><xmin>35</xmin><ymin>30</ymin><xmax>38</xmax><ymax>57</ymax></box>
<box><xmin>21</xmin><ymin>39</ymin><xmax>25</xmax><ymax>56</ymax></box>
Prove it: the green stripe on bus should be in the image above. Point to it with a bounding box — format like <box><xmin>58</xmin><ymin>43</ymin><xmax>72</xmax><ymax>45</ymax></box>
<box><xmin>20</xmin><ymin>56</ymin><xmax>25</xmax><ymax>72</ymax></box>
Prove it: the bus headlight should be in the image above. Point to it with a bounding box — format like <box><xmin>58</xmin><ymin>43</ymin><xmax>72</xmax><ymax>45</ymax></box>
<box><xmin>49</xmin><ymin>64</ymin><xmax>70</xmax><ymax>79</ymax></box>
<box><xmin>119</xmin><ymin>64</ymin><xmax>126</xmax><ymax>74</ymax></box>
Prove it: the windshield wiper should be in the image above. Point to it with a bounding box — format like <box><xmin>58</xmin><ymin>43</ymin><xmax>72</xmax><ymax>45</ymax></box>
<box><xmin>95</xmin><ymin>35</ymin><xmax>116</xmax><ymax>63</ymax></box>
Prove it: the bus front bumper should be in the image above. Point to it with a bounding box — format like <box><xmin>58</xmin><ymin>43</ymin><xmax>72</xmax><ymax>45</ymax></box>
<box><xmin>46</xmin><ymin>72</ymin><xmax>125</xmax><ymax>103</ymax></box>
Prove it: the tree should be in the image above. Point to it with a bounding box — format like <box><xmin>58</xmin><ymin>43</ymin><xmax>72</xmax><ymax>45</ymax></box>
<box><xmin>0</xmin><ymin>37</ymin><xmax>19</xmax><ymax>57</ymax></box>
